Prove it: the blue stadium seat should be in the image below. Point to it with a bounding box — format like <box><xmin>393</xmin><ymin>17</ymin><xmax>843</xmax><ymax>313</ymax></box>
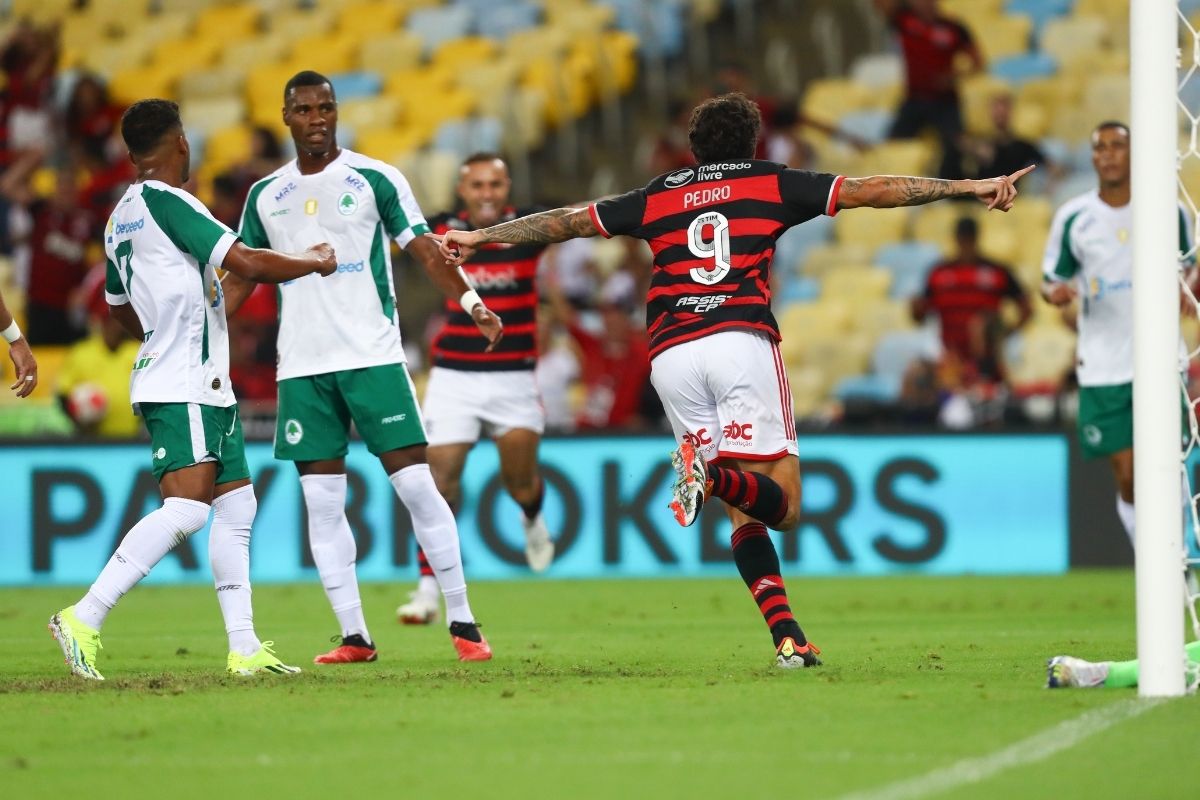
<box><xmin>834</xmin><ymin>373</ymin><xmax>902</xmax><ymax>404</ymax></box>
<box><xmin>1004</xmin><ymin>0</ymin><xmax>1072</xmax><ymax>33</ymax></box>
<box><xmin>835</xmin><ymin>109</ymin><xmax>893</xmax><ymax>145</ymax></box>
<box><xmin>475</xmin><ymin>3</ymin><xmax>542</xmax><ymax>39</ymax></box>
<box><xmin>777</xmin><ymin>277</ymin><xmax>822</xmax><ymax>304</ymax></box>
<box><xmin>990</xmin><ymin>53</ymin><xmax>1057</xmax><ymax>85</ymax></box>
<box><xmin>330</xmin><ymin>72</ymin><xmax>382</xmax><ymax>102</ymax></box>
<box><xmin>874</xmin><ymin>242</ymin><xmax>941</xmax><ymax>299</ymax></box>
<box><xmin>409</xmin><ymin>6</ymin><xmax>474</xmax><ymax>56</ymax></box>
<box><xmin>598</xmin><ymin>0</ymin><xmax>686</xmax><ymax>58</ymax></box>
<box><xmin>871</xmin><ymin>329</ymin><xmax>940</xmax><ymax>380</ymax></box>
<box><xmin>775</xmin><ymin>215</ymin><xmax>834</xmax><ymax>274</ymax></box>
<box><xmin>432</xmin><ymin>117</ymin><xmax>504</xmax><ymax>161</ymax></box>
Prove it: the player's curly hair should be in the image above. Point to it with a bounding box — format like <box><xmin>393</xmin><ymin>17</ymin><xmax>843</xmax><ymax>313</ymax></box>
<box><xmin>120</xmin><ymin>99</ymin><xmax>181</xmax><ymax>157</ymax></box>
<box><xmin>688</xmin><ymin>92</ymin><xmax>761</xmax><ymax>164</ymax></box>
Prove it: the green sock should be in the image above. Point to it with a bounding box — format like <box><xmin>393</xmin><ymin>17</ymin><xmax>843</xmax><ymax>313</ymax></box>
<box><xmin>1102</xmin><ymin>640</ymin><xmax>1200</xmax><ymax>688</ymax></box>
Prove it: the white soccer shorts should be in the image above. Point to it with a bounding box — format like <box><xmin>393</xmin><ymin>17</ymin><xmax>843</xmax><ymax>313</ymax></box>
<box><xmin>422</xmin><ymin>367</ymin><xmax>546</xmax><ymax>446</ymax></box>
<box><xmin>650</xmin><ymin>330</ymin><xmax>798</xmax><ymax>463</ymax></box>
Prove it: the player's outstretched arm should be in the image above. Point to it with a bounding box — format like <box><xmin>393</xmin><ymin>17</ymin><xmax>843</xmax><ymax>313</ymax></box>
<box><xmin>407</xmin><ymin>235</ymin><xmax>504</xmax><ymax>352</ymax></box>
<box><xmin>428</xmin><ymin>207</ymin><xmax>598</xmax><ymax>266</ymax></box>
<box><xmin>222</xmin><ymin>242</ymin><xmax>337</xmax><ymax>284</ymax></box>
<box><xmin>837</xmin><ymin>165</ymin><xmax>1035</xmax><ymax>212</ymax></box>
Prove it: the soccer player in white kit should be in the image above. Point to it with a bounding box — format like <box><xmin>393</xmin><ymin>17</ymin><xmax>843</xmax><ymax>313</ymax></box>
<box><xmin>223</xmin><ymin>72</ymin><xmax>503</xmax><ymax>664</ymax></box>
<box><xmin>1042</xmin><ymin>121</ymin><xmax>1194</xmax><ymax>549</ymax></box>
<box><xmin>48</xmin><ymin>99</ymin><xmax>338</xmax><ymax>680</ymax></box>
<box><xmin>433</xmin><ymin>93</ymin><xmax>1034</xmax><ymax>668</ymax></box>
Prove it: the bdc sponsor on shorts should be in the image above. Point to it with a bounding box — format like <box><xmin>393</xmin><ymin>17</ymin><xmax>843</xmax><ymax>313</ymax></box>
<box><xmin>284</xmin><ymin>419</ymin><xmax>303</xmax><ymax>445</ymax></box>
<box><xmin>722</xmin><ymin>420</ymin><xmax>754</xmax><ymax>448</ymax></box>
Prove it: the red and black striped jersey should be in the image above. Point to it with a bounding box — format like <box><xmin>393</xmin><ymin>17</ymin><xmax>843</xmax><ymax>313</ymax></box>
<box><xmin>588</xmin><ymin>160</ymin><xmax>842</xmax><ymax>360</ymax></box>
<box><xmin>428</xmin><ymin>206</ymin><xmax>548</xmax><ymax>371</ymax></box>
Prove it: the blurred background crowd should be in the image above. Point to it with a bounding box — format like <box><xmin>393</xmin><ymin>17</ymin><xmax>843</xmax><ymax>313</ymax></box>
<box><xmin>0</xmin><ymin>0</ymin><xmax>1192</xmax><ymax>441</ymax></box>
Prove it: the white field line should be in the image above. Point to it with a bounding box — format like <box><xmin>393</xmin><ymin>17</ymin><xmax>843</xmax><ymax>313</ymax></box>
<box><xmin>836</xmin><ymin>698</ymin><xmax>1168</xmax><ymax>800</ymax></box>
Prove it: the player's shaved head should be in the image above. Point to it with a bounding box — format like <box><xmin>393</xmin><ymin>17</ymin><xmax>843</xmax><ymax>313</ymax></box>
<box><xmin>284</xmin><ymin>70</ymin><xmax>334</xmax><ymax>105</ymax></box>
<box><xmin>1093</xmin><ymin>120</ymin><xmax>1129</xmax><ymax>140</ymax></box>
<box><xmin>461</xmin><ymin>151</ymin><xmax>507</xmax><ymax>171</ymax></box>
<box><xmin>121</xmin><ymin>99</ymin><xmax>182</xmax><ymax>157</ymax></box>
<box><xmin>688</xmin><ymin>92</ymin><xmax>761</xmax><ymax>165</ymax></box>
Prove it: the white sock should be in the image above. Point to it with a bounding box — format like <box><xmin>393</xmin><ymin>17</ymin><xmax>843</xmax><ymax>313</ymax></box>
<box><xmin>1116</xmin><ymin>494</ymin><xmax>1136</xmax><ymax>548</ymax></box>
<box><xmin>210</xmin><ymin>485</ymin><xmax>261</xmax><ymax>657</ymax></box>
<box><xmin>390</xmin><ymin>464</ymin><xmax>474</xmax><ymax>625</ymax></box>
<box><xmin>301</xmin><ymin>474</ymin><xmax>370</xmax><ymax>641</ymax></box>
<box><xmin>417</xmin><ymin>574</ymin><xmax>440</xmax><ymax>600</ymax></box>
<box><xmin>75</xmin><ymin>497</ymin><xmax>211</xmax><ymax>630</ymax></box>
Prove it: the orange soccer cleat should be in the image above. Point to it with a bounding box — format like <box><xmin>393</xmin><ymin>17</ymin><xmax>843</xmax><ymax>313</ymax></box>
<box><xmin>449</xmin><ymin>621</ymin><xmax>493</xmax><ymax>662</ymax></box>
<box><xmin>313</xmin><ymin>634</ymin><xmax>378</xmax><ymax>664</ymax></box>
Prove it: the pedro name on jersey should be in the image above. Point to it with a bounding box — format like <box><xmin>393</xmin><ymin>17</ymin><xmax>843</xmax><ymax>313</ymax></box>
<box><xmin>428</xmin><ymin>207</ymin><xmax>547</xmax><ymax>371</ymax></box>
<box><xmin>589</xmin><ymin>160</ymin><xmax>842</xmax><ymax>359</ymax></box>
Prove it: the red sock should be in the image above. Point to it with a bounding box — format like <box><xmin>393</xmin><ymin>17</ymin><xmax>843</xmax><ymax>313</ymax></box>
<box><xmin>417</xmin><ymin>547</ymin><xmax>433</xmax><ymax>578</ymax></box>
<box><xmin>731</xmin><ymin>522</ymin><xmax>806</xmax><ymax>646</ymax></box>
<box><xmin>707</xmin><ymin>464</ymin><xmax>789</xmax><ymax>527</ymax></box>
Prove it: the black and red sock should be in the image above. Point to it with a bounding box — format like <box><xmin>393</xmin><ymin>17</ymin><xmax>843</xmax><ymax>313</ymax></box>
<box><xmin>518</xmin><ymin>477</ymin><xmax>545</xmax><ymax>522</ymax></box>
<box><xmin>417</xmin><ymin>547</ymin><xmax>434</xmax><ymax>578</ymax></box>
<box><xmin>706</xmin><ymin>464</ymin><xmax>789</xmax><ymax>527</ymax></box>
<box><xmin>731</xmin><ymin>522</ymin><xmax>806</xmax><ymax>647</ymax></box>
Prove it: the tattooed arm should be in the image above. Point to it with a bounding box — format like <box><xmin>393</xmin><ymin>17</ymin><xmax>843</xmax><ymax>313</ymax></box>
<box><xmin>430</xmin><ymin>207</ymin><xmax>598</xmax><ymax>266</ymax></box>
<box><xmin>837</xmin><ymin>165</ymin><xmax>1035</xmax><ymax>212</ymax></box>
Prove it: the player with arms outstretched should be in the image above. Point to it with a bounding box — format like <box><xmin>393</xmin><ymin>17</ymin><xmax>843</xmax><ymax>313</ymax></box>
<box><xmin>398</xmin><ymin>152</ymin><xmax>555</xmax><ymax>624</ymax></box>
<box><xmin>433</xmin><ymin>92</ymin><xmax>1032</xmax><ymax>668</ymax></box>
<box><xmin>49</xmin><ymin>99</ymin><xmax>337</xmax><ymax>680</ymax></box>
<box><xmin>223</xmin><ymin>72</ymin><xmax>502</xmax><ymax>663</ymax></box>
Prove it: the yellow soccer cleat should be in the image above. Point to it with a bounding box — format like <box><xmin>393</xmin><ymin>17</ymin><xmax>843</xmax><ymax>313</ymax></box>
<box><xmin>227</xmin><ymin>641</ymin><xmax>302</xmax><ymax>676</ymax></box>
<box><xmin>48</xmin><ymin>606</ymin><xmax>104</xmax><ymax>681</ymax></box>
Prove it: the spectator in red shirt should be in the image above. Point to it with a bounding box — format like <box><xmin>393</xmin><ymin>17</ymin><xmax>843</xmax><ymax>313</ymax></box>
<box><xmin>912</xmin><ymin>216</ymin><xmax>1031</xmax><ymax>386</ymax></box>
<box><xmin>0</xmin><ymin>157</ymin><xmax>92</xmax><ymax>345</ymax></box>
<box><xmin>877</xmin><ymin>0</ymin><xmax>983</xmax><ymax>179</ymax></box>
<box><xmin>64</xmin><ymin>74</ymin><xmax>125</xmax><ymax>169</ymax></box>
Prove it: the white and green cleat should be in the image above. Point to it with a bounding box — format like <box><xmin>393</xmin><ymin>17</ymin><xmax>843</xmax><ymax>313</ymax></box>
<box><xmin>227</xmin><ymin>641</ymin><xmax>302</xmax><ymax>676</ymax></box>
<box><xmin>48</xmin><ymin>606</ymin><xmax>104</xmax><ymax>681</ymax></box>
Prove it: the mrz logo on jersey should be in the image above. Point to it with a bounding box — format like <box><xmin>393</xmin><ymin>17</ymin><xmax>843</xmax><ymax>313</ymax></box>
<box><xmin>675</xmin><ymin>294</ymin><xmax>730</xmax><ymax>313</ymax></box>
<box><xmin>343</xmin><ymin>174</ymin><xmax>366</xmax><ymax>192</ymax></box>
<box><xmin>274</xmin><ymin>182</ymin><xmax>298</xmax><ymax>203</ymax></box>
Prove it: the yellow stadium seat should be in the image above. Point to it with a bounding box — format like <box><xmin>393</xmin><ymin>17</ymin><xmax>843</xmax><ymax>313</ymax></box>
<box><xmin>501</xmin><ymin>87</ymin><xmax>549</xmax><ymax>151</ymax></box>
<box><xmin>522</xmin><ymin>57</ymin><xmax>591</xmax><ymax>127</ymax></box>
<box><xmin>1083</xmin><ymin>73</ymin><xmax>1131</xmax><ymax>121</ymax></box>
<box><xmin>385</xmin><ymin>65</ymin><xmax>458</xmax><ymax>99</ymax></box>
<box><xmin>854</xmin><ymin>298</ymin><xmax>916</xmax><ymax>341</ymax></box>
<box><xmin>195</xmin><ymin>4</ymin><xmax>261</xmax><ymax>40</ymax></box>
<box><xmin>221</xmin><ymin>34</ymin><xmax>291</xmax><ymax>72</ymax></box>
<box><xmin>285</xmin><ymin>33</ymin><xmax>359</xmax><ymax>75</ymax></box>
<box><xmin>433</xmin><ymin>37</ymin><xmax>500</xmax><ymax>70</ymax></box>
<box><xmin>1016</xmin><ymin>75</ymin><xmax>1083</xmax><ymax>124</ymax></box>
<box><xmin>544</xmin><ymin>2</ymin><xmax>616</xmax><ymax>36</ymax></box>
<box><xmin>203</xmin><ymin>125</ymin><xmax>252</xmax><ymax>174</ymax></box>
<box><xmin>977</xmin><ymin>216</ymin><xmax>1021</xmax><ymax>264</ymax></box>
<box><xmin>835</xmin><ymin>206</ymin><xmax>909</xmax><ymax>250</ymax></box>
<box><xmin>135</xmin><ymin>11</ymin><xmax>196</xmax><ymax>43</ymax></box>
<box><xmin>787</xmin><ymin>366</ymin><xmax>828</xmax><ymax>416</ymax></box>
<box><xmin>1009</xmin><ymin>101</ymin><xmax>1048</xmax><ymax>141</ymax></box>
<box><xmin>1010</xmin><ymin>323</ymin><xmax>1076</xmax><ymax>386</ymax></box>
<box><xmin>801</xmin><ymin>333</ymin><xmax>874</xmax><ymax>385</ymax></box>
<box><xmin>269</xmin><ymin>6</ymin><xmax>337</xmax><ymax>40</ymax></box>
<box><xmin>960</xmin><ymin>14</ymin><xmax>1032</xmax><ymax>63</ymax></box>
<box><xmin>181</xmin><ymin>96</ymin><xmax>246</xmax><ymax>136</ymax></box>
<box><xmin>1060</xmin><ymin>48</ymin><xmax>1129</xmax><ymax>80</ymax></box>
<box><xmin>158</xmin><ymin>0</ymin><xmax>220</xmax><ymax>13</ymax></box>
<box><xmin>359</xmin><ymin>31</ymin><xmax>424</xmax><ymax>74</ymax></box>
<box><xmin>402</xmin><ymin>87</ymin><xmax>478</xmax><ymax>132</ymax></box>
<box><xmin>911</xmin><ymin>203</ymin><xmax>979</xmax><ymax>254</ymax></box>
<box><xmin>959</xmin><ymin>74</ymin><xmax>1014</xmax><ymax>136</ymax></box>
<box><xmin>354</xmin><ymin>128</ymin><xmax>430</xmax><ymax>166</ymax></box>
<box><xmin>151</xmin><ymin>37</ymin><xmax>223</xmax><ymax>74</ymax></box>
<box><xmin>408</xmin><ymin>151</ymin><xmax>461</xmax><ymax>213</ymax></box>
<box><xmin>1041</xmin><ymin>15</ymin><xmax>1112</xmax><ymax>66</ymax></box>
<box><xmin>591</xmin><ymin>30</ymin><xmax>640</xmax><ymax>96</ymax></box>
<box><xmin>456</xmin><ymin>61</ymin><xmax>522</xmax><ymax>117</ymax></box>
<box><xmin>108</xmin><ymin>66</ymin><xmax>178</xmax><ymax>106</ymax></box>
<box><xmin>822</xmin><ymin>266</ymin><xmax>893</xmax><ymax>299</ymax></box>
<box><xmin>799</xmin><ymin>243</ymin><xmax>875</xmax><ymax>278</ymax></box>
<box><xmin>245</xmin><ymin>63</ymin><xmax>300</xmax><ymax>126</ymax></box>
<box><xmin>859</xmin><ymin>139</ymin><xmax>937</xmax><ymax>176</ymax></box>
<box><xmin>803</xmin><ymin>78</ymin><xmax>874</xmax><ymax>121</ymax></box>
<box><xmin>778</xmin><ymin>300</ymin><xmax>855</xmax><ymax>340</ymax></box>
<box><xmin>338</xmin><ymin>96</ymin><xmax>403</xmax><ymax>131</ymax></box>
<box><xmin>338</xmin><ymin>0</ymin><xmax>407</xmax><ymax>37</ymax></box>
<box><xmin>11</xmin><ymin>0</ymin><xmax>72</xmax><ymax>22</ymax></box>
<box><xmin>1050</xmin><ymin>106</ymin><xmax>1102</xmax><ymax>145</ymax></box>
<box><xmin>80</xmin><ymin>39</ymin><xmax>154</xmax><ymax>79</ymax></box>
<box><xmin>505</xmin><ymin>26</ymin><xmax>572</xmax><ymax>70</ymax></box>
<box><xmin>177</xmin><ymin>67</ymin><xmax>247</xmax><ymax>103</ymax></box>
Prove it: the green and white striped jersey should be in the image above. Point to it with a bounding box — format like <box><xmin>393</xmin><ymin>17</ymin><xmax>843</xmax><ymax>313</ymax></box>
<box><xmin>103</xmin><ymin>180</ymin><xmax>239</xmax><ymax>408</ymax></box>
<box><xmin>239</xmin><ymin>149</ymin><xmax>430</xmax><ymax>381</ymax></box>
<box><xmin>1042</xmin><ymin>190</ymin><xmax>1192</xmax><ymax>386</ymax></box>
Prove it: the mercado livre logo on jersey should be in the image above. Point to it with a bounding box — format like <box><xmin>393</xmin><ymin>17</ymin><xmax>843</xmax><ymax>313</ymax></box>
<box><xmin>338</xmin><ymin>192</ymin><xmax>359</xmax><ymax>215</ymax></box>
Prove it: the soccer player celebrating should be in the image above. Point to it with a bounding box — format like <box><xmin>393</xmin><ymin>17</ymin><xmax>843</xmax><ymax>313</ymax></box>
<box><xmin>223</xmin><ymin>72</ymin><xmax>502</xmax><ymax>663</ymax></box>
<box><xmin>0</xmin><ymin>286</ymin><xmax>37</xmax><ymax>397</ymax></box>
<box><xmin>1041</xmin><ymin>122</ymin><xmax>1193</xmax><ymax>551</ymax></box>
<box><xmin>49</xmin><ymin>99</ymin><xmax>337</xmax><ymax>680</ymax></box>
<box><xmin>397</xmin><ymin>153</ymin><xmax>554</xmax><ymax>625</ymax></box>
<box><xmin>432</xmin><ymin>92</ymin><xmax>1032</xmax><ymax>668</ymax></box>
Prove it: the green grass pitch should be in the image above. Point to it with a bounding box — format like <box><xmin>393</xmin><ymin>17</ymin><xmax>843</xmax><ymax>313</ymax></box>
<box><xmin>1</xmin><ymin>571</ymin><xmax>1195</xmax><ymax>798</ymax></box>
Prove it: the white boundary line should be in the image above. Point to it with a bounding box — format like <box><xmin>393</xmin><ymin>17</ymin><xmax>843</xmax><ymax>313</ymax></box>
<box><xmin>835</xmin><ymin>698</ymin><xmax>1167</xmax><ymax>800</ymax></box>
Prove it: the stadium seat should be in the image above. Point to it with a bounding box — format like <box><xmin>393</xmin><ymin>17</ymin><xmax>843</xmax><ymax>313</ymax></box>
<box><xmin>871</xmin><ymin>329</ymin><xmax>941</xmax><ymax>381</ymax></box>
<box><xmin>136</xmin><ymin>11</ymin><xmax>198</xmax><ymax>43</ymax></box>
<box><xmin>108</xmin><ymin>65</ymin><xmax>178</xmax><ymax>106</ymax></box>
<box><xmin>1083</xmin><ymin>74</ymin><xmax>1131</xmax><ymax>121</ymax></box>
<box><xmin>835</xmin><ymin>206</ymin><xmax>909</xmax><ymax>249</ymax></box>
<box><xmin>600</xmin><ymin>0</ymin><xmax>687</xmax><ymax>58</ymax></box>
<box><xmin>787</xmin><ymin>366</ymin><xmax>828</xmax><ymax>418</ymax></box>
<box><xmin>433</xmin><ymin>117</ymin><xmax>504</xmax><ymax>161</ymax></box>
<box><xmin>337</xmin><ymin>96</ymin><xmax>403</xmax><ymax>132</ymax></box>
<box><xmin>967</xmin><ymin>14</ymin><xmax>1034</xmax><ymax>63</ymax></box>
<box><xmin>543</xmin><ymin>2</ymin><xmax>617</xmax><ymax>37</ymax></box>
<box><xmin>1040</xmin><ymin>15</ymin><xmax>1112</xmax><ymax>67</ymax></box>
<box><xmin>337</xmin><ymin>0</ymin><xmax>407</xmax><ymax>38</ymax></box>
<box><xmin>1008</xmin><ymin>323</ymin><xmax>1076</xmax><ymax>387</ymax></box>
<box><xmin>405</xmin><ymin>150</ymin><xmax>461</xmax><ymax>212</ymax></box>
<box><xmin>359</xmin><ymin>31</ymin><xmax>425</xmax><ymax>74</ymax></box>
<box><xmin>799</xmin><ymin>243</ymin><xmax>875</xmax><ymax>278</ymax></box>
<box><xmin>285</xmin><ymin>33</ymin><xmax>359</xmax><ymax>75</ymax></box>
<box><xmin>178</xmin><ymin>67</ymin><xmax>247</xmax><ymax>103</ymax></box>
<box><xmin>959</xmin><ymin>74</ymin><xmax>1016</xmax><ymax>135</ymax></box>
<box><xmin>504</xmin><ymin>26</ymin><xmax>572</xmax><ymax>69</ymax></box>
<box><xmin>270</xmin><ymin>6</ymin><xmax>338</xmax><ymax>41</ymax></box>
<box><xmin>822</xmin><ymin>266</ymin><xmax>892</xmax><ymax>300</ymax></box>
<box><xmin>501</xmin><ymin>87</ymin><xmax>549</xmax><ymax>150</ymax></box>
<box><xmin>835</xmin><ymin>109</ymin><xmax>893</xmax><ymax>145</ymax></box>
<box><xmin>911</xmin><ymin>204</ymin><xmax>978</xmax><ymax>252</ymax></box>
<box><xmin>221</xmin><ymin>34</ymin><xmax>292</xmax><ymax>73</ymax></box>
<box><xmin>329</xmin><ymin>72</ymin><xmax>383</xmax><ymax>102</ymax></box>
<box><xmin>859</xmin><ymin>139</ymin><xmax>936</xmax><ymax>176</ymax></box>
<box><xmin>433</xmin><ymin>36</ymin><xmax>500</xmax><ymax>70</ymax></box>
<box><xmin>355</xmin><ymin>128</ymin><xmax>431</xmax><ymax>165</ymax></box>
<box><xmin>834</xmin><ymin>373</ymin><xmax>902</xmax><ymax>404</ymax></box>
<box><xmin>777</xmin><ymin>300</ymin><xmax>854</xmax><ymax>342</ymax></box>
<box><xmin>203</xmin><ymin>125</ymin><xmax>253</xmax><ymax>174</ymax></box>
<box><xmin>849</xmin><ymin>53</ymin><xmax>903</xmax><ymax>90</ymax></box>
<box><xmin>79</xmin><ymin>39</ymin><xmax>154</xmax><ymax>79</ymax></box>
<box><xmin>990</xmin><ymin>52</ymin><xmax>1057</xmax><ymax>85</ymax></box>
<box><xmin>853</xmin><ymin>297</ymin><xmax>917</xmax><ymax>341</ymax></box>
<box><xmin>456</xmin><ymin>60</ymin><xmax>522</xmax><ymax>116</ymax></box>
<box><xmin>777</xmin><ymin>277</ymin><xmax>822</xmax><ymax>304</ymax></box>
<box><xmin>180</xmin><ymin>96</ymin><xmax>246</xmax><ymax>137</ymax></box>
<box><xmin>875</xmin><ymin>241</ymin><xmax>942</xmax><ymax>274</ymax></box>
<box><xmin>803</xmin><ymin>78</ymin><xmax>874</xmax><ymax>121</ymax></box>
<box><xmin>1004</xmin><ymin>0</ymin><xmax>1073</xmax><ymax>32</ymax></box>
<box><xmin>408</xmin><ymin>6</ymin><xmax>475</xmax><ymax>56</ymax></box>
<box><xmin>775</xmin><ymin>215</ymin><xmax>834</xmax><ymax>275</ymax></box>
<box><xmin>195</xmin><ymin>4</ymin><xmax>262</xmax><ymax>41</ymax></box>
<box><xmin>476</xmin><ymin>3</ymin><xmax>543</xmax><ymax>39</ymax></box>
<box><xmin>151</xmin><ymin>37</ymin><xmax>223</xmax><ymax>75</ymax></box>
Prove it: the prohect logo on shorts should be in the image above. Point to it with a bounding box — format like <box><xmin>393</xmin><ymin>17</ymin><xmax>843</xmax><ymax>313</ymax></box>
<box><xmin>723</xmin><ymin>420</ymin><xmax>753</xmax><ymax>442</ymax></box>
<box><xmin>1083</xmin><ymin>424</ymin><xmax>1103</xmax><ymax>446</ymax></box>
<box><xmin>665</xmin><ymin>168</ymin><xmax>695</xmax><ymax>188</ymax></box>
<box><xmin>683</xmin><ymin>428</ymin><xmax>712</xmax><ymax>448</ymax></box>
<box><xmin>381</xmin><ymin>413</ymin><xmax>406</xmax><ymax>424</ymax></box>
<box><xmin>338</xmin><ymin>192</ymin><xmax>359</xmax><ymax>215</ymax></box>
<box><xmin>284</xmin><ymin>419</ymin><xmax>304</xmax><ymax>445</ymax></box>
<box><xmin>675</xmin><ymin>294</ymin><xmax>730</xmax><ymax>313</ymax></box>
